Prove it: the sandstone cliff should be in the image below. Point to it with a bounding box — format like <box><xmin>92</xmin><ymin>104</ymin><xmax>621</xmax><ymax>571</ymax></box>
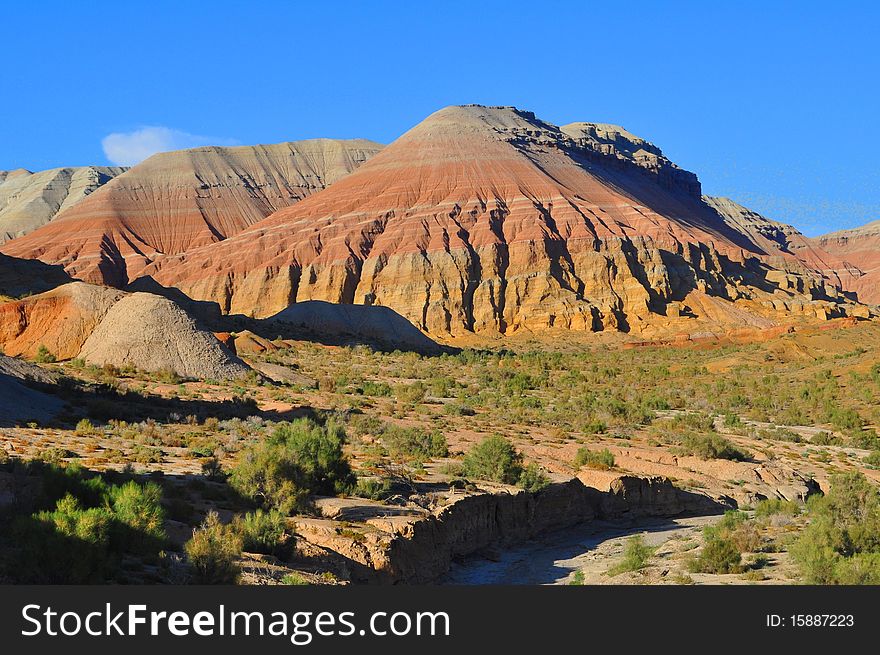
<box><xmin>294</xmin><ymin>476</ymin><xmax>725</xmax><ymax>584</ymax></box>
<box><xmin>813</xmin><ymin>220</ymin><xmax>880</xmax><ymax>304</ymax></box>
<box><xmin>138</xmin><ymin>105</ymin><xmax>865</xmax><ymax>338</ymax></box>
<box><xmin>2</xmin><ymin>139</ymin><xmax>382</xmax><ymax>285</ymax></box>
<box><xmin>0</xmin><ymin>166</ymin><xmax>124</xmax><ymax>243</ymax></box>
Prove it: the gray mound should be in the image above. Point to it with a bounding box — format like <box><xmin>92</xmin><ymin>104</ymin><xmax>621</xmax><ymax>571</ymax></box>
<box><xmin>267</xmin><ymin>301</ymin><xmax>440</xmax><ymax>352</ymax></box>
<box><xmin>0</xmin><ymin>354</ymin><xmax>62</xmax><ymax>426</ymax></box>
<box><xmin>78</xmin><ymin>293</ymin><xmax>251</xmax><ymax>380</ymax></box>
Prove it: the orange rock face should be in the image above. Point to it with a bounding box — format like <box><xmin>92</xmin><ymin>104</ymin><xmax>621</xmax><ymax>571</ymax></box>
<box><xmin>1</xmin><ymin>139</ymin><xmax>382</xmax><ymax>286</ymax></box>
<box><xmin>813</xmin><ymin>221</ymin><xmax>880</xmax><ymax>304</ymax></box>
<box><xmin>139</xmin><ymin>106</ymin><xmax>863</xmax><ymax>337</ymax></box>
<box><xmin>0</xmin><ymin>282</ymin><xmax>124</xmax><ymax>359</ymax></box>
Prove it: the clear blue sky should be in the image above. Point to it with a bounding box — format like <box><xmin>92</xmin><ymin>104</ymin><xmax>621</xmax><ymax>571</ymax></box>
<box><xmin>1</xmin><ymin>1</ymin><xmax>877</xmax><ymax>236</ymax></box>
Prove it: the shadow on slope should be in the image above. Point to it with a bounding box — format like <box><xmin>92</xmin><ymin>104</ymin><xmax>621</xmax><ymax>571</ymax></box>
<box><xmin>0</xmin><ymin>253</ymin><xmax>71</xmax><ymax>298</ymax></box>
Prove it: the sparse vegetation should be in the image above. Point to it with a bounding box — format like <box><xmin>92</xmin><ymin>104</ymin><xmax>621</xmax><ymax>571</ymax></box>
<box><xmin>574</xmin><ymin>447</ymin><xmax>615</xmax><ymax>470</ymax></box>
<box><xmin>229</xmin><ymin>418</ymin><xmax>354</xmax><ymax>514</ymax></box>
<box><xmin>607</xmin><ymin>535</ymin><xmax>655</xmax><ymax>576</ymax></box>
<box><xmin>185</xmin><ymin>512</ymin><xmax>243</xmax><ymax>584</ymax></box>
<box><xmin>791</xmin><ymin>472</ymin><xmax>880</xmax><ymax>584</ymax></box>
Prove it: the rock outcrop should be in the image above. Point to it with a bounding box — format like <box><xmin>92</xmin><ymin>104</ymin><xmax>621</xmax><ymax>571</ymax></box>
<box><xmin>0</xmin><ymin>354</ymin><xmax>62</xmax><ymax>426</ymax></box>
<box><xmin>78</xmin><ymin>292</ymin><xmax>251</xmax><ymax>380</ymax></box>
<box><xmin>705</xmin><ymin>196</ymin><xmax>863</xmax><ymax>293</ymax></box>
<box><xmin>0</xmin><ymin>281</ymin><xmax>250</xmax><ymax>380</ymax></box>
<box><xmin>0</xmin><ymin>166</ymin><xmax>124</xmax><ymax>242</ymax></box>
<box><xmin>813</xmin><ymin>220</ymin><xmax>880</xmax><ymax>304</ymax></box>
<box><xmin>0</xmin><ymin>282</ymin><xmax>124</xmax><ymax>359</ymax></box>
<box><xmin>294</xmin><ymin>476</ymin><xmax>727</xmax><ymax>584</ymax></box>
<box><xmin>2</xmin><ymin>139</ymin><xmax>382</xmax><ymax>285</ymax></box>
<box><xmin>137</xmin><ymin>105</ymin><xmax>865</xmax><ymax>338</ymax></box>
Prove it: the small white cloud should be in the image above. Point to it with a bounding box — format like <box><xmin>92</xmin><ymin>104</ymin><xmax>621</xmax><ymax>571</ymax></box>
<box><xmin>101</xmin><ymin>126</ymin><xmax>237</xmax><ymax>166</ymax></box>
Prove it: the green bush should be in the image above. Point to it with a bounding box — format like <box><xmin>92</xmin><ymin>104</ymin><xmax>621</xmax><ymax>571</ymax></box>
<box><xmin>234</xmin><ymin>509</ymin><xmax>290</xmax><ymax>557</ymax></box>
<box><xmin>461</xmin><ymin>435</ymin><xmax>523</xmax><ymax>485</ymax></box>
<box><xmin>690</xmin><ymin>536</ymin><xmax>743</xmax><ymax>574</ymax></box>
<box><xmin>354</xmin><ymin>476</ymin><xmax>394</xmax><ymax>500</ymax></box>
<box><xmin>573</xmin><ymin>447</ymin><xmax>615</xmax><ymax>470</ymax></box>
<box><xmin>185</xmin><ymin>512</ymin><xmax>243</xmax><ymax>584</ymax></box>
<box><xmin>608</xmin><ymin>535</ymin><xmax>655</xmax><ymax>576</ymax></box>
<box><xmin>229</xmin><ymin>418</ymin><xmax>355</xmax><ymax>514</ymax></box>
<box><xmin>382</xmin><ymin>425</ymin><xmax>448</xmax><ymax>461</ymax></box>
<box><xmin>75</xmin><ymin>418</ymin><xmax>99</xmax><ymax>437</ymax></box>
<box><xmin>754</xmin><ymin>498</ymin><xmax>801</xmax><ymax>518</ymax></box>
<box><xmin>360</xmin><ymin>381</ymin><xmax>392</xmax><ymax>397</ymax></box>
<box><xmin>517</xmin><ymin>462</ymin><xmax>550</xmax><ymax>492</ymax></box>
<box><xmin>678</xmin><ymin>434</ymin><xmax>750</xmax><ymax>461</ymax></box>
<box><xmin>791</xmin><ymin>472</ymin><xmax>880</xmax><ymax>584</ymax></box>
<box><xmin>6</xmin><ymin>464</ymin><xmax>166</xmax><ymax>583</ymax></box>
<box><xmin>35</xmin><ymin>344</ymin><xmax>57</xmax><ymax>363</ymax></box>
<box><xmin>108</xmin><ymin>481</ymin><xmax>166</xmax><ymax>554</ymax></box>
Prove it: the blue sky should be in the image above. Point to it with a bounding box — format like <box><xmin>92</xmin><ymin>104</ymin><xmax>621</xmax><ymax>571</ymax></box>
<box><xmin>1</xmin><ymin>1</ymin><xmax>877</xmax><ymax>236</ymax></box>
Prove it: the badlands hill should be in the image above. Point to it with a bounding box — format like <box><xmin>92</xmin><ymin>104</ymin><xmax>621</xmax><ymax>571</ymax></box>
<box><xmin>814</xmin><ymin>221</ymin><xmax>880</xmax><ymax>304</ymax></box>
<box><xmin>2</xmin><ymin>139</ymin><xmax>382</xmax><ymax>285</ymax></box>
<box><xmin>0</xmin><ymin>354</ymin><xmax>62</xmax><ymax>426</ymax></box>
<box><xmin>0</xmin><ymin>282</ymin><xmax>249</xmax><ymax>379</ymax></box>
<box><xmin>0</xmin><ymin>166</ymin><xmax>124</xmax><ymax>242</ymax></box>
<box><xmin>138</xmin><ymin>105</ymin><xmax>863</xmax><ymax>337</ymax></box>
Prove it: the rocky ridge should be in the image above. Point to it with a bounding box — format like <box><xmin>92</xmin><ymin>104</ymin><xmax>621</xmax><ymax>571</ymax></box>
<box><xmin>0</xmin><ymin>166</ymin><xmax>125</xmax><ymax>243</ymax></box>
<box><xmin>813</xmin><ymin>220</ymin><xmax>880</xmax><ymax>304</ymax></box>
<box><xmin>2</xmin><ymin>139</ymin><xmax>383</xmax><ymax>285</ymax></box>
<box><xmin>138</xmin><ymin>105</ymin><xmax>866</xmax><ymax>338</ymax></box>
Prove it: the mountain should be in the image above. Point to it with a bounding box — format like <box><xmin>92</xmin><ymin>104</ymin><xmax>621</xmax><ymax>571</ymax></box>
<box><xmin>703</xmin><ymin>196</ymin><xmax>862</xmax><ymax>291</ymax></box>
<box><xmin>0</xmin><ymin>166</ymin><xmax>125</xmax><ymax>242</ymax></box>
<box><xmin>813</xmin><ymin>220</ymin><xmax>880</xmax><ymax>304</ymax></box>
<box><xmin>137</xmin><ymin>105</ymin><xmax>862</xmax><ymax>337</ymax></box>
<box><xmin>1</xmin><ymin>139</ymin><xmax>383</xmax><ymax>286</ymax></box>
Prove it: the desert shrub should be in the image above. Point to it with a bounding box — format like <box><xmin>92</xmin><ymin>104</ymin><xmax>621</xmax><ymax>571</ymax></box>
<box><xmin>678</xmin><ymin>434</ymin><xmax>750</xmax><ymax>461</ymax></box>
<box><xmin>75</xmin><ymin>418</ymin><xmax>100</xmax><ymax>437</ymax></box>
<box><xmin>690</xmin><ymin>536</ymin><xmax>743</xmax><ymax>574</ymax></box>
<box><xmin>443</xmin><ymin>402</ymin><xmax>475</xmax><ymax>416</ymax></box>
<box><xmin>234</xmin><ymin>509</ymin><xmax>290</xmax><ymax>557</ymax></box>
<box><xmin>6</xmin><ymin>466</ymin><xmax>166</xmax><ymax>583</ymax></box>
<box><xmin>791</xmin><ymin>472</ymin><xmax>880</xmax><ymax>584</ymax></box>
<box><xmin>185</xmin><ymin>512</ymin><xmax>243</xmax><ymax>584</ymax></box>
<box><xmin>108</xmin><ymin>481</ymin><xmax>166</xmax><ymax>555</ymax></box>
<box><xmin>35</xmin><ymin>344</ymin><xmax>57</xmax><ymax>363</ymax></box>
<box><xmin>201</xmin><ymin>457</ymin><xmax>225</xmax><ymax>481</ymax></box>
<box><xmin>670</xmin><ymin>412</ymin><xmax>716</xmax><ymax>432</ymax></box>
<box><xmin>282</xmin><ymin>572</ymin><xmax>310</xmax><ymax>585</ymax></box>
<box><xmin>573</xmin><ymin>447</ymin><xmax>615</xmax><ymax>470</ymax></box>
<box><xmin>382</xmin><ymin>425</ymin><xmax>448</xmax><ymax>461</ymax></box>
<box><xmin>13</xmin><ymin>495</ymin><xmax>113</xmax><ymax>583</ymax></box>
<box><xmin>754</xmin><ymin>498</ymin><xmax>801</xmax><ymax>518</ymax></box>
<box><xmin>517</xmin><ymin>462</ymin><xmax>550</xmax><ymax>492</ymax></box>
<box><xmin>360</xmin><ymin>381</ymin><xmax>392</xmax><ymax>397</ymax></box>
<box><xmin>688</xmin><ymin>511</ymin><xmax>751</xmax><ymax>574</ymax></box>
<box><xmin>229</xmin><ymin>418</ymin><xmax>354</xmax><ymax>514</ymax></box>
<box><xmin>34</xmin><ymin>447</ymin><xmax>76</xmax><ymax>464</ymax></box>
<box><xmin>461</xmin><ymin>435</ymin><xmax>523</xmax><ymax>484</ymax></box>
<box><xmin>825</xmin><ymin>406</ymin><xmax>864</xmax><ymax>431</ymax></box>
<box><xmin>864</xmin><ymin>451</ymin><xmax>880</xmax><ymax>467</ymax></box>
<box><xmin>395</xmin><ymin>381</ymin><xmax>427</xmax><ymax>404</ymax></box>
<box><xmin>354</xmin><ymin>476</ymin><xmax>394</xmax><ymax>500</ymax></box>
<box><xmin>812</xmin><ymin>431</ymin><xmax>843</xmax><ymax>446</ymax></box>
<box><xmin>608</xmin><ymin>535</ymin><xmax>655</xmax><ymax>576</ymax></box>
<box><xmin>847</xmin><ymin>428</ymin><xmax>880</xmax><ymax>450</ymax></box>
